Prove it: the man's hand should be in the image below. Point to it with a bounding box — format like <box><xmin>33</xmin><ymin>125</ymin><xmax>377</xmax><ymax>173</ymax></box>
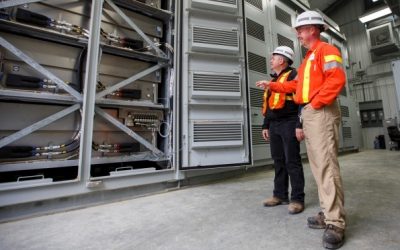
<box><xmin>304</xmin><ymin>103</ymin><xmax>315</xmax><ymax>111</ymax></box>
<box><xmin>256</xmin><ymin>80</ymin><xmax>270</xmax><ymax>89</ymax></box>
<box><xmin>262</xmin><ymin>129</ymin><xmax>269</xmax><ymax>141</ymax></box>
<box><xmin>296</xmin><ymin>128</ymin><xmax>305</xmax><ymax>142</ymax></box>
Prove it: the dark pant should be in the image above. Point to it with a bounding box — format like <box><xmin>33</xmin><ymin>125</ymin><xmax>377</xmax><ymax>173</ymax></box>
<box><xmin>269</xmin><ymin>119</ymin><xmax>305</xmax><ymax>203</ymax></box>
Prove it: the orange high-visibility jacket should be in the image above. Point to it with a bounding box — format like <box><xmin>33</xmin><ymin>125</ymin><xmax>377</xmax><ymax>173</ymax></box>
<box><xmin>269</xmin><ymin>40</ymin><xmax>346</xmax><ymax>109</ymax></box>
<box><xmin>262</xmin><ymin>70</ymin><xmax>293</xmax><ymax>115</ymax></box>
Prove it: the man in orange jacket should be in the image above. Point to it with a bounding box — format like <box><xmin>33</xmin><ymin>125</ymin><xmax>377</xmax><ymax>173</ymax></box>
<box><xmin>261</xmin><ymin>46</ymin><xmax>305</xmax><ymax>215</ymax></box>
<box><xmin>257</xmin><ymin>11</ymin><xmax>346</xmax><ymax>249</ymax></box>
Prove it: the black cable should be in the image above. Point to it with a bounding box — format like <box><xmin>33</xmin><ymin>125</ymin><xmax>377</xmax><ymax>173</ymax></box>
<box><xmin>76</xmin><ymin>47</ymin><xmax>87</xmax><ymax>92</ymax></box>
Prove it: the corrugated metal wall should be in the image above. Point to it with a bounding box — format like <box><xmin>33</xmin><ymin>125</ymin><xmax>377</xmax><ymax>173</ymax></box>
<box><xmin>329</xmin><ymin>0</ymin><xmax>371</xmax><ymax>76</ymax></box>
<box><xmin>327</xmin><ymin>0</ymin><xmax>400</xmax><ymax>149</ymax></box>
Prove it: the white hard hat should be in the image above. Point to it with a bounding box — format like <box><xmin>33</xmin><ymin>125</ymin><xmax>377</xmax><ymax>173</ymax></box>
<box><xmin>273</xmin><ymin>46</ymin><xmax>295</xmax><ymax>64</ymax></box>
<box><xmin>294</xmin><ymin>10</ymin><xmax>329</xmax><ymax>31</ymax></box>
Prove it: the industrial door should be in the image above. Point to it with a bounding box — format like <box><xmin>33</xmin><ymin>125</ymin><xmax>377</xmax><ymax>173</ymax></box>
<box><xmin>177</xmin><ymin>0</ymin><xmax>252</xmax><ymax>169</ymax></box>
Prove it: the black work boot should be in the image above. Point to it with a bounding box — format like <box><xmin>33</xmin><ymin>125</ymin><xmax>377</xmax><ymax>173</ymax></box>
<box><xmin>307</xmin><ymin>211</ymin><xmax>326</xmax><ymax>229</ymax></box>
<box><xmin>323</xmin><ymin>224</ymin><xmax>345</xmax><ymax>249</ymax></box>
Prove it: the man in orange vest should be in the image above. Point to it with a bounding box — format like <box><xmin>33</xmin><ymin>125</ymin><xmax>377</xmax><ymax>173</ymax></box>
<box><xmin>257</xmin><ymin>11</ymin><xmax>346</xmax><ymax>249</ymax></box>
<box><xmin>261</xmin><ymin>46</ymin><xmax>305</xmax><ymax>215</ymax></box>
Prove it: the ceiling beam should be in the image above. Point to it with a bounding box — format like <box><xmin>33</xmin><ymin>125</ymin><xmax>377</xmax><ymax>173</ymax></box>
<box><xmin>324</xmin><ymin>0</ymin><xmax>349</xmax><ymax>15</ymax></box>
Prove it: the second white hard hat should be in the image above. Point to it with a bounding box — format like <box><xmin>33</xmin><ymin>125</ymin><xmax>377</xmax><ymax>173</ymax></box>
<box><xmin>294</xmin><ymin>10</ymin><xmax>329</xmax><ymax>31</ymax></box>
<box><xmin>273</xmin><ymin>46</ymin><xmax>295</xmax><ymax>64</ymax></box>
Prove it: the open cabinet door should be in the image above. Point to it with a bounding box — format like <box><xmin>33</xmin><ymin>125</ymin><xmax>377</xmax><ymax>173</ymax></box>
<box><xmin>177</xmin><ymin>0</ymin><xmax>251</xmax><ymax>169</ymax></box>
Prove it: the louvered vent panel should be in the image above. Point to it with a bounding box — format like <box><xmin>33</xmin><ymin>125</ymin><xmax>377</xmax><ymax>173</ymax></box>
<box><xmin>340</xmin><ymin>105</ymin><xmax>350</xmax><ymax>117</ymax></box>
<box><xmin>248</xmin><ymin>52</ymin><xmax>267</xmax><ymax>74</ymax></box>
<box><xmin>192</xmin><ymin>0</ymin><xmax>238</xmax><ymax>13</ymax></box>
<box><xmin>343</xmin><ymin>127</ymin><xmax>352</xmax><ymax>139</ymax></box>
<box><xmin>277</xmin><ymin>34</ymin><xmax>294</xmax><ymax>50</ymax></box>
<box><xmin>245</xmin><ymin>0</ymin><xmax>263</xmax><ymax>10</ymax></box>
<box><xmin>192</xmin><ymin>73</ymin><xmax>241</xmax><ymax>99</ymax></box>
<box><xmin>192</xmin><ymin>122</ymin><xmax>243</xmax><ymax>148</ymax></box>
<box><xmin>250</xmin><ymin>88</ymin><xmax>264</xmax><ymax>107</ymax></box>
<box><xmin>246</xmin><ymin>18</ymin><xmax>265</xmax><ymax>41</ymax></box>
<box><xmin>275</xmin><ymin>6</ymin><xmax>292</xmax><ymax>27</ymax></box>
<box><xmin>192</xmin><ymin>26</ymin><xmax>239</xmax><ymax>54</ymax></box>
<box><xmin>252</xmin><ymin>125</ymin><xmax>268</xmax><ymax>145</ymax></box>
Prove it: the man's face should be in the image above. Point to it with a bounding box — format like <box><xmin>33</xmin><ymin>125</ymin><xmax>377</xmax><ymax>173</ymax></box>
<box><xmin>270</xmin><ymin>54</ymin><xmax>283</xmax><ymax>71</ymax></box>
<box><xmin>296</xmin><ymin>25</ymin><xmax>314</xmax><ymax>48</ymax></box>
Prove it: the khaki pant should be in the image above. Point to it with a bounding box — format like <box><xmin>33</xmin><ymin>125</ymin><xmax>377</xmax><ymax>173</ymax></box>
<box><xmin>301</xmin><ymin>100</ymin><xmax>346</xmax><ymax>229</ymax></box>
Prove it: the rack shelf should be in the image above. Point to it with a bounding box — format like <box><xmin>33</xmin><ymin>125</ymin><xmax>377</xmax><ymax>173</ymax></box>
<box><xmin>113</xmin><ymin>0</ymin><xmax>173</xmax><ymax>22</ymax></box>
<box><xmin>0</xmin><ymin>159</ymin><xmax>79</xmax><ymax>172</ymax></box>
<box><xmin>0</xmin><ymin>88</ymin><xmax>78</xmax><ymax>105</ymax></box>
<box><xmin>95</xmin><ymin>98</ymin><xmax>164</xmax><ymax>109</ymax></box>
<box><xmin>0</xmin><ymin>19</ymin><xmax>88</xmax><ymax>48</ymax></box>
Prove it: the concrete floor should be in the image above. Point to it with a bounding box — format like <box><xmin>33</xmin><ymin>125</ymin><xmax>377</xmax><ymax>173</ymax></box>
<box><xmin>0</xmin><ymin>150</ymin><xmax>399</xmax><ymax>250</ymax></box>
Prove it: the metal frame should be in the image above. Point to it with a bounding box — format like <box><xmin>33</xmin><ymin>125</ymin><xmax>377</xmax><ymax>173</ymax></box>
<box><xmin>96</xmin><ymin>63</ymin><xmax>167</xmax><ymax>98</ymax></box>
<box><xmin>0</xmin><ymin>104</ymin><xmax>80</xmax><ymax>148</ymax></box>
<box><xmin>78</xmin><ymin>0</ymin><xmax>104</xmax><ymax>182</ymax></box>
<box><xmin>104</xmin><ymin>0</ymin><xmax>168</xmax><ymax>59</ymax></box>
<box><xmin>0</xmin><ymin>0</ymin><xmax>42</xmax><ymax>9</ymax></box>
<box><xmin>0</xmin><ymin>0</ymin><xmax>174</xmax><ymax>197</ymax></box>
<box><xmin>95</xmin><ymin>107</ymin><xmax>164</xmax><ymax>156</ymax></box>
<box><xmin>0</xmin><ymin>36</ymin><xmax>82</xmax><ymax>101</ymax></box>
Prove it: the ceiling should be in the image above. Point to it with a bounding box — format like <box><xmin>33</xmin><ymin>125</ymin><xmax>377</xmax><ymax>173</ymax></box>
<box><xmin>307</xmin><ymin>0</ymin><xmax>341</xmax><ymax>12</ymax></box>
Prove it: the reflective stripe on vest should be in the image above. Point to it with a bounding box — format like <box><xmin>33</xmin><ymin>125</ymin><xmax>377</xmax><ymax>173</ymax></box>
<box><xmin>302</xmin><ymin>56</ymin><xmax>312</xmax><ymax>103</ymax></box>
<box><xmin>269</xmin><ymin>70</ymin><xmax>292</xmax><ymax>110</ymax></box>
<box><xmin>262</xmin><ymin>90</ymin><xmax>268</xmax><ymax>115</ymax></box>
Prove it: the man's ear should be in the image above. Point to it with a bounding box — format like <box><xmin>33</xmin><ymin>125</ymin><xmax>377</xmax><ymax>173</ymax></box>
<box><xmin>310</xmin><ymin>25</ymin><xmax>320</xmax><ymax>36</ymax></box>
<box><xmin>278</xmin><ymin>56</ymin><xmax>285</xmax><ymax>66</ymax></box>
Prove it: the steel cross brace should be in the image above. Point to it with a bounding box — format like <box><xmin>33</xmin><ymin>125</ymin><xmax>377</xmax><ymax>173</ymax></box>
<box><xmin>95</xmin><ymin>63</ymin><xmax>166</xmax><ymax>99</ymax></box>
<box><xmin>104</xmin><ymin>0</ymin><xmax>168</xmax><ymax>59</ymax></box>
<box><xmin>0</xmin><ymin>36</ymin><xmax>82</xmax><ymax>101</ymax></box>
<box><xmin>0</xmin><ymin>104</ymin><xmax>80</xmax><ymax>148</ymax></box>
<box><xmin>95</xmin><ymin>107</ymin><xmax>164</xmax><ymax>156</ymax></box>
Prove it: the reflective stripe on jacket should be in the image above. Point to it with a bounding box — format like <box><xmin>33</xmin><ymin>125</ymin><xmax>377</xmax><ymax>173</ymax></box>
<box><xmin>269</xmin><ymin>40</ymin><xmax>346</xmax><ymax>109</ymax></box>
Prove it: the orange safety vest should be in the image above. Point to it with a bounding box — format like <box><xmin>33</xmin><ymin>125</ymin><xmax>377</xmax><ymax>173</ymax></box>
<box><xmin>262</xmin><ymin>70</ymin><xmax>293</xmax><ymax>115</ymax></box>
<box><xmin>295</xmin><ymin>41</ymin><xmax>346</xmax><ymax>108</ymax></box>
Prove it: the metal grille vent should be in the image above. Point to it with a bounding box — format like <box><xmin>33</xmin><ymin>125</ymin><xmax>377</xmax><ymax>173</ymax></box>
<box><xmin>209</xmin><ymin>0</ymin><xmax>237</xmax><ymax>4</ymax></box>
<box><xmin>246</xmin><ymin>18</ymin><xmax>265</xmax><ymax>41</ymax></box>
<box><xmin>252</xmin><ymin>125</ymin><xmax>268</xmax><ymax>145</ymax></box>
<box><xmin>193</xmin><ymin>122</ymin><xmax>243</xmax><ymax>142</ymax></box>
<box><xmin>193</xmin><ymin>26</ymin><xmax>238</xmax><ymax>47</ymax></box>
<box><xmin>340</xmin><ymin>106</ymin><xmax>350</xmax><ymax>117</ymax></box>
<box><xmin>277</xmin><ymin>34</ymin><xmax>294</xmax><ymax>50</ymax></box>
<box><xmin>342</xmin><ymin>127</ymin><xmax>352</xmax><ymax>139</ymax></box>
<box><xmin>193</xmin><ymin>73</ymin><xmax>241</xmax><ymax>93</ymax></box>
<box><xmin>248</xmin><ymin>52</ymin><xmax>267</xmax><ymax>74</ymax></box>
<box><xmin>369</xmin><ymin>25</ymin><xmax>391</xmax><ymax>47</ymax></box>
<box><xmin>275</xmin><ymin>6</ymin><xmax>292</xmax><ymax>27</ymax></box>
<box><xmin>250</xmin><ymin>88</ymin><xmax>264</xmax><ymax>107</ymax></box>
<box><xmin>246</xmin><ymin>0</ymin><xmax>263</xmax><ymax>10</ymax></box>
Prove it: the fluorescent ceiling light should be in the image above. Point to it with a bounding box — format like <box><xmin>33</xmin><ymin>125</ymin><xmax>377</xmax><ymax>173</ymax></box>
<box><xmin>359</xmin><ymin>7</ymin><xmax>392</xmax><ymax>23</ymax></box>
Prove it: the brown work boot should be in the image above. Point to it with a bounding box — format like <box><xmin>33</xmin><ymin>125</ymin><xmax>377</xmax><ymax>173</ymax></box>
<box><xmin>323</xmin><ymin>224</ymin><xmax>345</xmax><ymax>249</ymax></box>
<box><xmin>288</xmin><ymin>202</ymin><xmax>304</xmax><ymax>214</ymax></box>
<box><xmin>307</xmin><ymin>211</ymin><xmax>326</xmax><ymax>229</ymax></box>
<box><xmin>263</xmin><ymin>196</ymin><xmax>289</xmax><ymax>207</ymax></box>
